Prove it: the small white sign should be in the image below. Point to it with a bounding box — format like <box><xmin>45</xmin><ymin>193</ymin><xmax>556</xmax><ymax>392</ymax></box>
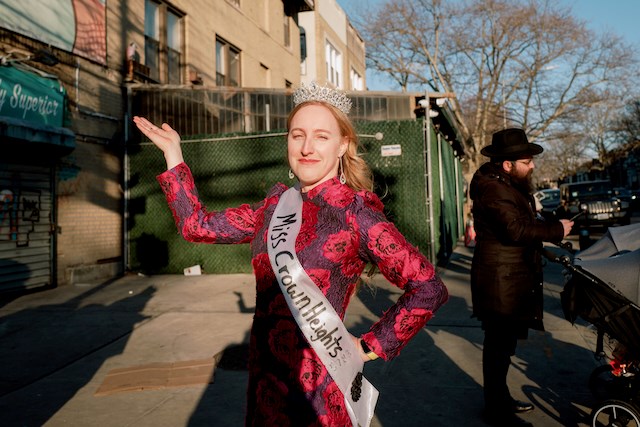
<box><xmin>381</xmin><ymin>144</ymin><xmax>402</xmax><ymax>157</ymax></box>
<box><xmin>184</xmin><ymin>265</ymin><xmax>202</xmax><ymax>276</ymax></box>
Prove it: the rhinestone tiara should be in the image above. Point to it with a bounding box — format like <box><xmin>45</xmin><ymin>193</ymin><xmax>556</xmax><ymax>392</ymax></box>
<box><xmin>292</xmin><ymin>82</ymin><xmax>352</xmax><ymax>115</ymax></box>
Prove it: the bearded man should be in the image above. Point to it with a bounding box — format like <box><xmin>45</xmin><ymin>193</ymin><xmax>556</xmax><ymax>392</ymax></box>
<box><xmin>469</xmin><ymin>128</ymin><xmax>573</xmax><ymax>427</ymax></box>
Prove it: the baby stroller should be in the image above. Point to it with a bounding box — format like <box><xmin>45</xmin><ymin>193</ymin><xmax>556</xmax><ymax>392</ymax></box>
<box><xmin>544</xmin><ymin>222</ymin><xmax>640</xmax><ymax>427</ymax></box>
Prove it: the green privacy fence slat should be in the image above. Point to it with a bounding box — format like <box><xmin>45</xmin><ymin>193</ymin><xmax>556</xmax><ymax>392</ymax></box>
<box><xmin>126</xmin><ymin>120</ymin><xmax>464</xmax><ymax>274</ymax></box>
<box><xmin>437</xmin><ymin>132</ymin><xmax>463</xmax><ymax>259</ymax></box>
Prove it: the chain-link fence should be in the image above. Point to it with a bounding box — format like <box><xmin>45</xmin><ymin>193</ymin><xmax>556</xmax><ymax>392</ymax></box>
<box><xmin>126</xmin><ymin>87</ymin><xmax>465</xmax><ymax>274</ymax></box>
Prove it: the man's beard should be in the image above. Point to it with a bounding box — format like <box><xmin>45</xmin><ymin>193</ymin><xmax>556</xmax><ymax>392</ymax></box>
<box><xmin>509</xmin><ymin>170</ymin><xmax>534</xmax><ymax>193</ymax></box>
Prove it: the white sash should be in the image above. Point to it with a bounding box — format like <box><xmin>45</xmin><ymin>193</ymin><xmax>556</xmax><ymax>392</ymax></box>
<box><xmin>267</xmin><ymin>185</ymin><xmax>379</xmax><ymax>427</ymax></box>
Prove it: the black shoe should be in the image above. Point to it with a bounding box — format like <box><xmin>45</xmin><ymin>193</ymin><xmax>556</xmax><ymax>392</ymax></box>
<box><xmin>512</xmin><ymin>399</ymin><xmax>534</xmax><ymax>413</ymax></box>
<box><xmin>483</xmin><ymin>412</ymin><xmax>533</xmax><ymax>427</ymax></box>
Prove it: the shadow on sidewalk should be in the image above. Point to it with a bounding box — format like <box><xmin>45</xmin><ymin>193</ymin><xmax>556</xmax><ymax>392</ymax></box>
<box><xmin>0</xmin><ymin>279</ymin><xmax>154</xmax><ymax>427</ymax></box>
<box><xmin>183</xmin><ymin>243</ymin><xmax>599</xmax><ymax>426</ymax></box>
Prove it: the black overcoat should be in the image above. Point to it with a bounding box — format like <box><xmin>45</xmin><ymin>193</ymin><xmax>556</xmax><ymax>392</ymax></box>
<box><xmin>469</xmin><ymin>162</ymin><xmax>564</xmax><ymax>330</ymax></box>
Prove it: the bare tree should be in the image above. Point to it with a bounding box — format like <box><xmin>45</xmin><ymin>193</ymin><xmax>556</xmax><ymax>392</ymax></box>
<box><xmin>359</xmin><ymin>0</ymin><xmax>446</xmax><ymax>93</ymax></box>
<box><xmin>354</xmin><ymin>0</ymin><xmax>639</xmax><ymax>185</ymax></box>
<box><xmin>616</xmin><ymin>99</ymin><xmax>640</xmax><ymax>145</ymax></box>
<box><xmin>536</xmin><ymin>129</ymin><xmax>590</xmax><ymax>184</ymax></box>
<box><xmin>573</xmin><ymin>91</ymin><xmax>627</xmax><ymax>165</ymax></box>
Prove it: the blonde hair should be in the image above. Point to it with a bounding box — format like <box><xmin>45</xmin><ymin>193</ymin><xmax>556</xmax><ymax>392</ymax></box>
<box><xmin>287</xmin><ymin>101</ymin><xmax>374</xmax><ymax>192</ymax></box>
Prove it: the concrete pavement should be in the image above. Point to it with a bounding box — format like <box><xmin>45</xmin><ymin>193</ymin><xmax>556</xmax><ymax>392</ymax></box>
<box><xmin>0</xmin><ymin>241</ymin><xmax>604</xmax><ymax>427</ymax></box>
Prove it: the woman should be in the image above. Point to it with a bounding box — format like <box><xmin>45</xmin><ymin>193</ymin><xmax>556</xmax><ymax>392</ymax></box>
<box><xmin>133</xmin><ymin>82</ymin><xmax>448</xmax><ymax>427</ymax></box>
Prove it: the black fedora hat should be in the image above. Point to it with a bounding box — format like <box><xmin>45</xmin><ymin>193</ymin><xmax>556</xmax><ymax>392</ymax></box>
<box><xmin>480</xmin><ymin>128</ymin><xmax>543</xmax><ymax>158</ymax></box>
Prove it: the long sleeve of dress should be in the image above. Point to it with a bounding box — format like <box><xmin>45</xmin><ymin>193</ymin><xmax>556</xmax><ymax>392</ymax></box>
<box><xmin>352</xmin><ymin>191</ymin><xmax>449</xmax><ymax>361</ymax></box>
<box><xmin>157</xmin><ymin>163</ymin><xmax>265</xmax><ymax>244</ymax></box>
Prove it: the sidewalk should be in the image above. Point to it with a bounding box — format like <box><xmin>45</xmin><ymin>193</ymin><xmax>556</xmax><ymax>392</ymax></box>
<box><xmin>0</xmin><ymin>241</ymin><xmax>600</xmax><ymax>427</ymax></box>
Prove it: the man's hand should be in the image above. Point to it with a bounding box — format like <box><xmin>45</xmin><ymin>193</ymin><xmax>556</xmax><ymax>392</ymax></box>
<box><xmin>559</xmin><ymin>219</ymin><xmax>574</xmax><ymax>237</ymax></box>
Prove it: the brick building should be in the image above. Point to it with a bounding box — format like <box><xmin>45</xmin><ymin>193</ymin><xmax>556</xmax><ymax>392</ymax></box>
<box><xmin>0</xmin><ymin>0</ymin><xmax>365</xmax><ymax>292</ymax></box>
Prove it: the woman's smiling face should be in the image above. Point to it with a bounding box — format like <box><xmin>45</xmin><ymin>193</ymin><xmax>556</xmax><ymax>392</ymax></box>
<box><xmin>287</xmin><ymin>104</ymin><xmax>348</xmax><ymax>192</ymax></box>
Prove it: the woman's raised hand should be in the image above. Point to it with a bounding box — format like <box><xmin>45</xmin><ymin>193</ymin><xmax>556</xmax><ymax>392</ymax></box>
<box><xmin>133</xmin><ymin>116</ymin><xmax>184</xmax><ymax>169</ymax></box>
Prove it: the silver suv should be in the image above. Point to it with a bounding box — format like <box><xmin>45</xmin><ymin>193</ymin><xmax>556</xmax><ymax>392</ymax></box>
<box><xmin>556</xmin><ymin>180</ymin><xmax>631</xmax><ymax>228</ymax></box>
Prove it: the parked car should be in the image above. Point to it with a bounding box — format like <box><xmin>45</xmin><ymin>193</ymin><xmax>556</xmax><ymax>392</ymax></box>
<box><xmin>533</xmin><ymin>188</ymin><xmax>561</xmax><ymax>220</ymax></box>
<box><xmin>555</xmin><ymin>180</ymin><xmax>631</xmax><ymax>229</ymax></box>
<box><xmin>613</xmin><ymin>187</ymin><xmax>639</xmax><ymax>213</ymax></box>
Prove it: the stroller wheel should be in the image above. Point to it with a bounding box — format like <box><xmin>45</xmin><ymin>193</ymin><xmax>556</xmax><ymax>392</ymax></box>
<box><xmin>591</xmin><ymin>399</ymin><xmax>640</xmax><ymax>427</ymax></box>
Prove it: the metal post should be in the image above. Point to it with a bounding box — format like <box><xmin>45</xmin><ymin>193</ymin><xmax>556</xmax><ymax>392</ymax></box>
<box><xmin>265</xmin><ymin>103</ymin><xmax>271</xmax><ymax>132</ymax></box>
<box><xmin>422</xmin><ymin>90</ymin><xmax>456</xmax><ymax>264</ymax></box>
<box><xmin>454</xmin><ymin>157</ymin><xmax>462</xmax><ymax>237</ymax></box>
<box><xmin>423</xmin><ymin>91</ymin><xmax>436</xmax><ymax>264</ymax></box>
<box><xmin>244</xmin><ymin>92</ymin><xmax>252</xmax><ymax>132</ymax></box>
<box><xmin>123</xmin><ymin>86</ymin><xmax>132</xmax><ymax>271</ymax></box>
<box><xmin>437</xmin><ymin>133</ymin><xmax>446</xmax><ymax>258</ymax></box>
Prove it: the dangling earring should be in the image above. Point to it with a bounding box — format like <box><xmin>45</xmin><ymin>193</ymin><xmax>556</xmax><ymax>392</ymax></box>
<box><xmin>288</xmin><ymin>169</ymin><xmax>295</xmax><ymax>180</ymax></box>
<box><xmin>339</xmin><ymin>156</ymin><xmax>346</xmax><ymax>185</ymax></box>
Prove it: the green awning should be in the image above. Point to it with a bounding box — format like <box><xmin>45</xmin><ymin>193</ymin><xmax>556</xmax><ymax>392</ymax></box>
<box><xmin>0</xmin><ymin>63</ymin><xmax>74</xmax><ymax>154</ymax></box>
<box><xmin>0</xmin><ymin>115</ymin><xmax>75</xmax><ymax>149</ymax></box>
<box><xmin>0</xmin><ymin>63</ymin><xmax>67</xmax><ymax>127</ymax></box>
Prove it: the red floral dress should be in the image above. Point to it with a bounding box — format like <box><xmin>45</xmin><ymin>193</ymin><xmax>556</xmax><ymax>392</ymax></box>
<box><xmin>157</xmin><ymin>163</ymin><xmax>449</xmax><ymax>426</ymax></box>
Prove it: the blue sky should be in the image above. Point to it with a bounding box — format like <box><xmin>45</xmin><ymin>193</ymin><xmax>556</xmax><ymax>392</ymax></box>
<box><xmin>337</xmin><ymin>0</ymin><xmax>640</xmax><ymax>91</ymax></box>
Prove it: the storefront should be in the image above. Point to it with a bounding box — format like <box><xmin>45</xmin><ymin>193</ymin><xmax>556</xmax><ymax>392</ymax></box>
<box><xmin>0</xmin><ymin>63</ymin><xmax>75</xmax><ymax>292</ymax></box>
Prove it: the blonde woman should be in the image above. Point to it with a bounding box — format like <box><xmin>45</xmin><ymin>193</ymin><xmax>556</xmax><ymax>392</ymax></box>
<box><xmin>133</xmin><ymin>83</ymin><xmax>448</xmax><ymax>427</ymax></box>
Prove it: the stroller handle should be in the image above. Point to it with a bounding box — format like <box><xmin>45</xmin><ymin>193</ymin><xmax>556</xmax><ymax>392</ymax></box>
<box><xmin>542</xmin><ymin>241</ymin><xmax>575</xmax><ymax>268</ymax></box>
<box><xmin>554</xmin><ymin>241</ymin><xmax>574</xmax><ymax>252</ymax></box>
<box><xmin>542</xmin><ymin>244</ymin><xmax>604</xmax><ymax>287</ymax></box>
<box><xmin>542</xmin><ymin>247</ymin><xmax>573</xmax><ymax>267</ymax></box>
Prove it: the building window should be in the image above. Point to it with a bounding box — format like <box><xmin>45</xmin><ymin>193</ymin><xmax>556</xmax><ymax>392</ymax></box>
<box><xmin>299</xmin><ymin>27</ymin><xmax>307</xmax><ymax>61</ymax></box>
<box><xmin>350</xmin><ymin>68</ymin><xmax>363</xmax><ymax>91</ymax></box>
<box><xmin>167</xmin><ymin>10</ymin><xmax>182</xmax><ymax>84</ymax></box>
<box><xmin>144</xmin><ymin>0</ymin><xmax>184</xmax><ymax>84</ymax></box>
<box><xmin>284</xmin><ymin>15</ymin><xmax>291</xmax><ymax>48</ymax></box>
<box><xmin>144</xmin><ymin>0</ymin><xmax>160</xmax><ymax>81</ymax></box>
<box><xmin>300</xmin><ymin>26</ymin><xmax>307</xmax><ymax>75</ymax></box>
<box><xmin>216</xmin><ymin>37</ymin><xmax>241</xmax><ymax>87</ymax></box>
<box><xmin>325</xmin><ymin>41</ymin><xmax>342</xmax><ymax>88</ymax></box>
